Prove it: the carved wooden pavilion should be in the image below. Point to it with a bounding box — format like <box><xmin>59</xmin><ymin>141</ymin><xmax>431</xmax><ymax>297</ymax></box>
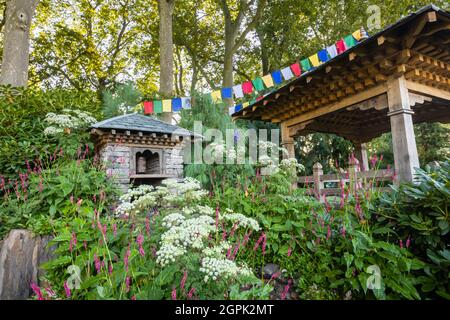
<box><xmin>232</xmin><ymin>5</ymin><xmax>450</xmax><ymax>183</ymax></box>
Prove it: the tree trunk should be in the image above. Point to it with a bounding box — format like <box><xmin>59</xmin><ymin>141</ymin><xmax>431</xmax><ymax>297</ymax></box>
<box><xmin>158</xmin><ymin>0</ymin><xmax>174</xmax><ymax>123</ymax></box>
<box><xmin>0</xmin><ymin>0</ymin><xmax>38</xmax><ymax>87</ymax></box>
<box><xmin>222</xmin><ymin>20</ymin><xmax>237</xmax><ymax>109</ymax></box>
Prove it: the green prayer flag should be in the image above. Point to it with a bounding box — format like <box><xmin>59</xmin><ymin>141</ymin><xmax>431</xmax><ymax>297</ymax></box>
<box><xmin>344</xmin><ymin>35</ymin><xmax>358</xmax><ymax>48</ymax></box>
<box><xmin>153</xmin><ymin>100</ymin><xmax>162</xmax><ymax>113</ymax></box>
<box><xmin>252</xmin><ymin>77</ymin><xmax>265</xmax><ymax>91</ymax></box>
<box><xmin>300</xmin><ymin>58</ymin><xmax>312</xmax><ymax>71</ymax></box>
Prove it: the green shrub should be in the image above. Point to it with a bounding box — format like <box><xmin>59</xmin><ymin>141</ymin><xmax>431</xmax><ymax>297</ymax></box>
<box><xmin>0</xmin><ymin>86</ymin><xmax>101</xmax><ymax>177</ymax></box>
<box><xmin>35</xmin><ymin>179</ymin><xmax>271</xmax><ymax>300</ymax></box>
<box><xmin>374</xmin><ymin>159</ymin><xmax>450</xmax><ymax>299</ymax></box>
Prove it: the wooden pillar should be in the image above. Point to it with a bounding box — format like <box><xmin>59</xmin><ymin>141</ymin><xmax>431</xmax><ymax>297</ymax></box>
<box><xmin>313</xmin><ymin>162</ymin><xmax>324</xmax><ymax>201</ymax></box>
<box><xmin>280</xmin><ymin>122</ymin><xmax>295</xmax><ymax>159</ymax></box>
<box><xmin>353</xmin><ymin>142</ymin><xmax>369</xmax><ymax>171</ymax></box>
<box><xmin>387</xmin><ymin>76</ymin><xmax>420</xmax><ymax>183</ymax></box>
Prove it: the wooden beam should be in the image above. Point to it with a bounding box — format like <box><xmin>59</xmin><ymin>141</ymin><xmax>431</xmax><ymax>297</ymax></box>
<box><xmin>285</xmin><ymin>84</ymin><xmax>388</xmax><ymax>127</ymax></box>
<box><xmin>405</xmin><ymin>80</ymin><xmax>450</xmax><ymax>100</ymax></box>
<box><xmin>403</xmin><ymin>11</ymin><xmax>437</xmax><ymax>48</ymax></box>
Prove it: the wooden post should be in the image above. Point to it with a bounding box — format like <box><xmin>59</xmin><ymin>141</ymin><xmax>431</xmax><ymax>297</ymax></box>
<box><xmin>387</xmin><ymin>76</ymin><xmax>420</xmax><ymax>183</ymax></box>
<box><xmin>354</xmin><ymin>142</ymin><xmax>369</xmax><ymax>171</ymax></box>
<box><xmin>313</xmin><ymin>162</ymin><xmax>323</xmax><ymax>201</ymax></box>
<box><xmin>280</xmin><ymin>122</ymin><xmax>295</xmax><ymax>160</ymax></box>
<box><xmin>348</xmin><ymin>157</ymin><xmax>360</xmax><ymax>194</ymax></box>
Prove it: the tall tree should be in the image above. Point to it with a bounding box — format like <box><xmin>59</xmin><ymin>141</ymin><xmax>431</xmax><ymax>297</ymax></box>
<box><xmin>0</xmin><ymin>0</ymin><xmax>38</xmax><ymax>87</ymax></box>
<box><xmin>217</xmin><ymin>0</ymin><xmax>266</xmax><ymax>107</ymax></box>
<box><xmin>158</xmin><ymin>0</ymin><xmax>175</xmax><ymax>123</ymax></box>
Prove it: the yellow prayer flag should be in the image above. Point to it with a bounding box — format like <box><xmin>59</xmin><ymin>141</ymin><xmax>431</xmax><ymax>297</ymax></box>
<box><xmin>352</xmin><ymin>29</ymin><xmax>362</xmax><ymax>41</ymax></box>
<box><xmin>211</xmin><ymin>90</ymin><xmax>222</xmax><ymax>103</ymax></box>
<box><xmin>243</xmin><ymin>102</ymin><xmax>249</xmax><ymax>108</ymax></box>
<box><xmin>162</xmin><ymin>99</ymin><xmax>172</xmax><ymax>112</ymax></box>
<box><xmin>261</xmin><ymin>74</ymin><xmax>274</xmax><ymax>88</ymax></box>
<box><xmin>308</xmin><ymin>54</ymin><xmax>321</xmax><ymax>67</ymax></box>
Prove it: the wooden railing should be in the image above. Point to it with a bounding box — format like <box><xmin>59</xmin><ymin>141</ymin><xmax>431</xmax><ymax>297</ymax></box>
<box><xmin>298</xmin><ymin>159</ymin><xmax>395</xmax><ymax>198</ymax></box>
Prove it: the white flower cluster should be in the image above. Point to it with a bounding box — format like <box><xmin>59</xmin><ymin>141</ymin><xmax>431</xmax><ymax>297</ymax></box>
<box><xmin>161</xmin><ymin>213</ymin><xmax>185</xmax><ymax>228</ymax></box>
<box><xmin>222</xmin><ymin>212</ymin><xmax>260</xmax><ymax>231</ymax></box>
<box><xmin>115</xmin><ymin>178</ymin><xmax>207</xmax><ymax>216</ymax></box>
<box><xmin>116</xmin><ymin>192</ymin><xmax>157</xmax><ymax>216</ymax></box>
<box><xmin>43</xmin><ymin>126</ymin><xmax>64</xmax><ymax>136</ymax></box>
<box><xmin>182</xmin><ymin>204</ymin><xmax>215</xmax><ymax>216</ymax></box>
<box><xmin>156</xmin><ymin>215</ymin><xmax>215</xmax><ymax>266</ymax></box>
<box><xmin>200</xmin><ymin>257</ymin><xmax>253</xmax><ymax>282</ymax></box>
<box><xmin>202</xmin><ymin>241</ymin><xmax>232</xmax><ymax>258</ymax></box>
<box><xmin>120</xmin><ymin>185</ymin><xmax>155</xmax><ymax>202</ymax></box>
<box><xmin>258</xmin><ymin>140</ymin><xmax>289</xmax><ymax>156</ymax></box>
<box><xmin>43</xmin><ymin>109</ymin><xmax>97</xmax><ymax>136</ymax></box>
<box><xmin>280</xmin><ymin>158</ymin><xmax>305</xmax><ymax>172</ymax></box>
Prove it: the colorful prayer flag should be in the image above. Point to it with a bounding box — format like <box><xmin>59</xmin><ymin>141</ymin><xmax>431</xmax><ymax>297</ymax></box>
<box><xmin>344</xmin><ymin>34</ymin><xmax>358</xmax><ymax>49</ymax></box>
<box><xmin>228</xmin><ymin>106</ymin><xmax>235</xmax><ymax>115</ymax></box>
<box><xmin>235</xmin><ymin>104</ymin><xmax>242</xmax><ymax>113</ymax></box>
<box><xmin>281</xmin><ymin>67</ymin><xmax>294</xmax><ymax>80</ymax></box>
<box><xmin>242</xmin><ymin>81</ymin><xmax>253</xmax><ymax>94</ymax></box>
<box><xmin>300</xmin><ymin>58</ymin><xmax>312</xmax><ymax>71</ymax></box>
<box><xmin>261</xmin><ymin>74</ymin><xmax>274</xmax><ymax>88</ymax></box>
<box><xmin>308</xmin><ymin>54</ymin><xmax>321</xmax><ymax>67</ymax></box>
<box><xmin>181</xmin><ymin>97</ymin><xmax>191</xmax><ymax>109</ymax></box>
<box><xmin>162</xmin><ymin>99</ymin><xmax>172</xmax><ymax>112</ymax></box>
<box><xmin>232</xmin><ymin>84</ymin><xmax>244</xmax><ymax>98</ymax></box>
<box><xmin>172</xmin><ymin>98</ymin><xmax>182</xmax><ymax>112</ymax></box>
<box><xmin>221</xmin><ymin>87</ymin><xmax>232</xmax><ymax>99</ymax></box>
<box><xmin>352</xmin><ymin>29</ymin><xmax>362</xmax><ymax>41</ymax></box>
<box><xmin>211</xmin><ymin>90</ymin><xmax>222</xmax><ymax>103</ymax></box>
<box><xmin>143</xmin><ymin>101</ymin><xmax>153</xmax><ymax>114</ymax></box>
<box><xmin>326</xmin><ymin>45</ymin><xmax>338</xmax><ymax>59</ymax></box>
<box><xmin>335</xmin><ymin>39</ymin><xmax>347</xmax><ymax>54</ymax></box>
<box><xmin>318</xmin><ymin>49</ymin><xmax>329</xmax><ymax>63</ymax></box>
<box><xmin>242</xmin><ymin>102</ymin><xmax>250</xmax><ymax>108</ymax></box>
<box><xmin>290</xmin><ymin>63</ymin><xmax>302</xmax><ymax>77</ymax></box>
<box><xmin>271</xmin><ymin>70</ymin><xmax>283</xmax><ymax>85</ymax></box>
<box><xmin>153</xmin><ymin>100</ymin><xmax>163</xmax><ymax>114</ymax></box>
<box><xmin>252</xmin><ymin>77</ymin><xmax>265</xmax><ymax>91</ymax></box>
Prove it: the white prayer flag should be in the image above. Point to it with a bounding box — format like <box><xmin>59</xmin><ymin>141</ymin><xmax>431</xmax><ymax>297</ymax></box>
<box><xmin>281</xmin><ymin>67</ymin><xmax>294</xmax><ymax>80</ymax></box>
<box><xmin>326</xmin><ymin>45</ymin><xmax>338</xmax><ymax>59</ymax></box>
<box><xmin>232</xmin><ymin>84</ymin><xmax>244</xmax><ymax>99</ymax></box>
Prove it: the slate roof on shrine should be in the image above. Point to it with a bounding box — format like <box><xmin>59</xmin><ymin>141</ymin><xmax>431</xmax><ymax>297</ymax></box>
<box><xmin>91</xmin><ymin>113</ymin><xmax>196</xmax><ymax>137</ymax></box>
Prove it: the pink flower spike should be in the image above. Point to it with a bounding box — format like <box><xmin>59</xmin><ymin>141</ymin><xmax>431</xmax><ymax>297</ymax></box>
<box><xmin>30</xmin><ymin>282</ymin><xmax>44</xmax><ymax>300</ymax></box>
<box><xmin>181</xmin><ymin>271</ymin><xmax>188</xmax><ymax>290</ymax></box>
<box><xmin>406</xmin><ymin>236</ymin><xmax>411</xmax><ymax>248</ymax></box>
<box><xmin>399</xmin><ymin>239</ymin><xmax>403</xmax><ymax>248</ymax></box>
<box><xmin>125</xmin><ymin>277</ymin><xmax>130</xmax><ymax>293</ymax></box>
<box><xmin>171</xmin><ymin>287</ymin><xmax>177</xmax><ymax>300</ymax></box>
<box><xmin>287</xmin><ymin>247</ymin><xmax>292</xmax><ymax>257</ymax></box>
<box><xmin>64</xmin><ymin>281</ymin><xmax>71</xmax><ymax>298</ymax></box>
<box><xmin>145</xmin><ymin>216</ymin><xmax>150</xmax><ymax>235</ymax></box>
<box><xmin>187</xmin><ymin>287</ymin><xmax>196</xmax><ymax>300</ymax></box>
<box><xmin>215</xmin><ymin>206</ymin><xmax>220</xmax><ymax>229</ymax></box>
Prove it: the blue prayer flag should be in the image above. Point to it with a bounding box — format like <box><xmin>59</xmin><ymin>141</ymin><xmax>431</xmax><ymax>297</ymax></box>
<box><xmin>172</xmin><ymin>98</ymin><xmax>182</xmax><ymax>112</ymax></box>
<box><xmin>234</xmin><ymin>104</ymin><xmax>242</xmax><ymax>113</ymax></box>
<box><xmin>221</xmin><ymin>87</ymin><xmax>233</xmax><ymax>99</ymax></box>
<box><xmin>271</xmin><ymin>70</ymin><xmax>283</xmax><ymax>85</ymax></box>
<box><xmin>318</xmin><ymin>49</ymin><xmax>329</xmax><ymax>63</ymax></box>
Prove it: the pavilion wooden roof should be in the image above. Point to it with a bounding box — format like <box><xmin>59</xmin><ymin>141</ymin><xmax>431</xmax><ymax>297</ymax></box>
<box><xmin>232</xmin><ymin>5</ymin><xmax>450</xmax><ymax>143</ymax></box>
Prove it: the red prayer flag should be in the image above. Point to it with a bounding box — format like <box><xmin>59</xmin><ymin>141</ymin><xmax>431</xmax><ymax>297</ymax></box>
<box><xmin>335</xmin><ymin>39</ymin><xmax>347</xmax><ymax>54</ymax></box>
<box><xmin>290</xmin><ymin>63</ymin><xmax>302</xmax><ymax>77</ymax></box>
<box><xmin>143</xmin><ymin>101</ymin><xmax>153</xmax><ymax>114</ymax></box>
<box><xmin>242</xmin><ymin>81</ymin><xmax>253</xmax><ymax>95</ymax></box>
